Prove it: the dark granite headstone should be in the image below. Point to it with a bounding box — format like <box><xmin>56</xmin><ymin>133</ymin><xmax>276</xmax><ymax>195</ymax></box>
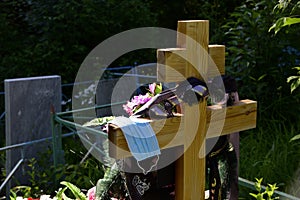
<box><xmin>5</xmin><ymin>75</ymin><xmax>61</xmax><ymax>189</ymax></box>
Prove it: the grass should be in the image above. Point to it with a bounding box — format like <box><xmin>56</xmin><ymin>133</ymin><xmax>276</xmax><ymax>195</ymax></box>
<box><xmin>239</xmin><ymin>119</ymin><xmax>300</xmax><ymax>197</ymax></box>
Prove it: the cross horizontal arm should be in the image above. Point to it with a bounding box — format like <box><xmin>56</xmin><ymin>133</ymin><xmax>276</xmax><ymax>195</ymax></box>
<box><xmin>108</xmin><ymin>99</ymin><xmax>257</xmax><ymax>159</ymax></box>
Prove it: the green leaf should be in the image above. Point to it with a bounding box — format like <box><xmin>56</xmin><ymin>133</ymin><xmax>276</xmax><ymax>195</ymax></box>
<box><xmin>290</xmin><ymin>134</ymin><xmax>300</xmax><ymax>142</ymax></box>
<box><xmin>266</xmin><ymin>186</ymin><xmax>273</xmax><ymax>198</ymax></box>
<box><xmin>291</xmin><ymin>1</ymin><xmax>300</xmax><ymax>14</ymax></box>
<box><xmin>269</xmin><ymin>17</ymin><xmax>300</xmax><ymax>34</ymax></box>
<box><xmin>250</xmin><ymin>193</ymin><xmax>258</xmax><ymax>199</ymax></box>
<box><xmin>60</xmin><ymin>181</ymin><xmax>87</xmax><ymax>200</ymax></box>
<box><xmin>287</xmin><ymin>76</ymin><xmax>299</xmax><ymax>83</ymax></box>
<box><xmin>55</xmin><ymin>187</ymin><xmax>68</xmax><ymax>200</ymax></box>
<box><xmin>258</xmin><ymin>74</ymin><xmax>267</xmax><ymax>81</ymax></box>
<box><xmin>269</xmin><ymin>183</ymin><xmax>278</xmax><ymax>192</ymax></box>
<box><xmin>155</xmin><ymin>83</ymin><xmax>163</xmax><ymax>94</ymax></box>
<box><xmin>274</xmin><ymin>0</ymin><xmax>290</xmax><ymax>11</ymax></box>
<box><xmin>257</xmin><ymin>193</ymin><xmax>265</xmax><ymax>200</ymax></box>
<box><xmin>254</xmin><ymin>178</ymin><xmax>263</xmax><ymax>192</ymax></box>
<box><xmin>9</xmin><ymin>190</ymin><xmax>17</xmax><ymax>200</ymax></box>
<box><xmin>290</xmin><ymin>77</ymin><xmax>300</xmax><ymax>93</ymax></box>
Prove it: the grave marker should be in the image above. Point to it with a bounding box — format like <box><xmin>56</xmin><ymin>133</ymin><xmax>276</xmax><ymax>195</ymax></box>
<box><xmin>5</xmin><ymin>75</ymin><xmax>61</xmax><ymax>189</ymax></box>
<box><xmin>109</xmin><ymin>20</ymin><xmax>257</xmax><ymax>200</ymax></box>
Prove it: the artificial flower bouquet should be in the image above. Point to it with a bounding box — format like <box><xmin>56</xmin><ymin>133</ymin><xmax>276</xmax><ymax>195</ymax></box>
<box><xmin>122</xmin><ymin>82</ymin><xmax>163</xmax><ymax>116</ymax></box>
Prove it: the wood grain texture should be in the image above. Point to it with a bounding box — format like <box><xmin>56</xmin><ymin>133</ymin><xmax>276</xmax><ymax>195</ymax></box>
<box><xmin>108</xmin><ymin>100</ymin><xmax>257</xmax><ymax>159</ymax></box>
<box><xmin>157</xmin><ymin>45</ymin><xmax>225</xmax><ymax>82</ymax></box>
<box><xmin>177</xmin><ymin>20</ymin><xmax>209</xmax><ymax>199</ymax></box>
<box><xmin>208</xmin><ymin>45</ymin><xmax>225</xmax><ymax>77</ymax></box>
<box><xmin>157</xmin><ymin>48</ymin><xmax>186</xmax><ymax>82</ymax></box>
<box><xmin>177</xmin><ymin>20</ymin><xmax>209</xmax><ymax>49</ymax></box>
<box><xmin>206</xmin><ymin>99</ymin><xmax>257</xmax><ymax>138</ymax></box>
<box><xmin>184</xmin><ymin>20</ymin><xmax>209</xmax><ymax>81</ymax></box>
<box><xmin>175</xmin><ymin>101</ymin><xmax>207</xmax><ymax>200</ymax></box>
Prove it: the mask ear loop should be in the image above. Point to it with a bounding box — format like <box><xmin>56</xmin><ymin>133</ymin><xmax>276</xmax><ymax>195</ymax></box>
<box><xmin>136</xmin><ymin>155</ymin><xmax>160</xmax><ymax>175</ymax></box>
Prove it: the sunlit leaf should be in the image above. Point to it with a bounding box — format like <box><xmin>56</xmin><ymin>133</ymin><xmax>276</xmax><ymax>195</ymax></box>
<box><xmin>60</xmin><ymin>181</ymin><xmax>87</xmax><ymax>200</ymax></box>
<box><xmin>258</xmin><ymin>74</ymin><xmax>267</xmax><ymax>81</ymax></box>
<box><xmin>250</xmin><ymin>193</ymin><xmax>258</xmax><ymax>198</ymax></box>
<box><xmin>55</xmin><ymin>187</ymin><xmax>67</xmax><ymax>200</ymax></box>
<box><xmin>291</xmin><ymin>77</ymin><xmax>300</xmax><ymax>93</ymax></box>
<box><xmin>293</xmin><ymin>67</ymin><xmax>300</xmax><ymax>74</ymax></box>
<box><xmin>254</xmin><ymin>178</ymin><xmax>263</xmax><ymax>192</ymax></box>
<box><xmin>291</xmin><ymin>1</ymin><xmax>300</xmax><ymax>14</ymax></box>
<box><xmin>290</xmin><ymin>134</ymin><xmax>300</xmax><ymax>142</ymax></box>
<box><xmin>269</xmin><ymin>17</ymin><xmax>300</xmax><ymax>34</ymax></box>
<box><xmin>287</xmin><ymin>76</ymin><xmax>299</xmax><ymax>83</ymax></box>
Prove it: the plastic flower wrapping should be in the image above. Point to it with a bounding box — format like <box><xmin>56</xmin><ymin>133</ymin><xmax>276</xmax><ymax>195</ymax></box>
<box><xmin>123</xmin><ymin>83</ymin><xmax>162</xmax><ymax>116</ymax></box>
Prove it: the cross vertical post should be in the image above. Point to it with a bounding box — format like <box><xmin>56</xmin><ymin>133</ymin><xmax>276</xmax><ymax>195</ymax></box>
<box><xmin>173</xmin><ymin>20</ymin><xmax>209</xmax><ymax>200</ymax></box>
<box><xmin>108</xmin><ymin>19</ymin><xmax>257</xmax><ymax>200</ymax></box>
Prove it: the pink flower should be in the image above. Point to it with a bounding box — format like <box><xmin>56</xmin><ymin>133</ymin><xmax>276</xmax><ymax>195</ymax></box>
<box><xmin>132</xmin><ymin>93</ymin><xmax>152</xmax><ymax>105</ymax></box>
<box><xmin>123</xmin><ymin>82</ymin><xmax>162</xmax><ymax>116</ymax></box>
<box><xmin>87</xmin><ymin>186</ymin><xmax>96</xmax><ymax>200</ymax></box>
<box><xmin>149</xmin><ymin>83</ymin><xmax>156</xmax><ymax>94</ymax></box>
<box><xmin>123</xmin><ymin>101</ymin><xmax>137</xmax><ymax>115</ymax></box>
<box><xmin>123</xmin><ymin>94</ymin><xmax>152</xmax><ymax>115</ymax></box>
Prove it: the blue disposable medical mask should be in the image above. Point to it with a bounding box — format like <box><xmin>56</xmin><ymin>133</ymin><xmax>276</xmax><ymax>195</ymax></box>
<box><xmin>110</xmin><ymin>116</ymin><xmax>160</xmax><ymax>174</ymax></box>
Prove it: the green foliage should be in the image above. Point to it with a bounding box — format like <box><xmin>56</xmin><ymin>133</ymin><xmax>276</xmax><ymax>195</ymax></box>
<box><xmin>0</xmin><ymin>0</ymin><xmax>244</xmax><ymax>89</ymax></box>
<box><xmin>223</xmin><ymin>0</ymin><xmax>300</xmax><ymax>122</ymax></box>
<box><xmin>96</xmin><ymin>166</ymin><xmax>126</xmax><ymax>199</ymax></box>
<box><xmin>10</xmin><ymin>186</ymin><xmax>32</xmax><ymax>199</ymax></box>
<box><xmin>250</xmin><ymin>178</ymin><xmax>279</xmax><ymax>200</ymax></box>
<box><xmin>290</xmin><ymin>134</ymin><xmax>300</xmax><ymax>141</ymax></box>
<box><xmin>269</xmin><ymin>0</ymin><xmax>300</xmax><ymax>147</ymax></box>
<box><xmin>270</xmin><ymin>0</ymin><xmax>300</xmax><ymax>34</ymax></box>
<box><xmin>181</xmin><ymin>0</ymin><xmax>242</xmax><ymax>43</ymax></box>
<box><xmin>287</xmin><ymin>67</ymin><xmax>300</xmax><ymax>93</ymax></box>
<box><xmin>0</xmin><ymin>0</ymin><xmax>157</xmax><ymax>86</ymax></box>
<box><xmin>58</xmin><ymin>181</ymin><xmax>87</xmax><ymax>200</ymax></box>
<box><xmin>224</xmin><ymin>0</ymin><xmax>280</xmax><ymax>98</ymax></box>
<box><xmin>240</xmin><ymin>121</ymin><xmax>300</xmax><ymax>189</ymax></box>
<box><xmin>56</xmin><ymin>136</ymin><xmax>105</xmax><ymax>190</ymax></box>
<box><xmin>270</xmin><ymin>17</ymin><xmax>300</xmax><ymax>34</ymax></box>
<box><xmin>9</xmin><ymin>135</ymin><xmax>105</xmax><ymax>198</ymax></box>
<box><xmin>55</xmin><ymin>187</ymin><xmax>68</xmax><ymax>200</ymax></box>
<box><xmin>269</xmin><ymin>0</ymin><xmax>300</xmax><ymax>93</ymax></box>
<box><xmin>10</xmin><ymin>181</ymin><xmax>89</xmax><ymax>200</ymax></box>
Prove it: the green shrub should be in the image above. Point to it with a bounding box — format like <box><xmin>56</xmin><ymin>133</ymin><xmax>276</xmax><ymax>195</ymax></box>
<box><xmin>223</xmin><ymin>0</ymin><xmax>300</xmax><ymax>121</ymax></box>
<box><xmin>222</xmin><ymin>1</ymin><xmax>300</xmax><ymax>191</ymax></box>
<box><xmin>0</xmin><ymin>0</ymin><xmax>157</xmax><ymax>86</ymax></box>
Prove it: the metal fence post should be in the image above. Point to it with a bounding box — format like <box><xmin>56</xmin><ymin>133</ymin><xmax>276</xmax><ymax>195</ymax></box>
<box><xmin>51</xmin><ymin>106</ymin><xmax>64</xmax><ymax>168</ymax></box>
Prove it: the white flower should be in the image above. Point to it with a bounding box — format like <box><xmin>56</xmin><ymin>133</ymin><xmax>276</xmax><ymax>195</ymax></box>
<box><xmin>40</xmin><ymin>195</ymin><xmax>55</xmax><ymax>200</ymax></box>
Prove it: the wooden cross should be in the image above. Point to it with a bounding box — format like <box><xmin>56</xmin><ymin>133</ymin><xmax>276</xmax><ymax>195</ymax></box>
<box><xmin>109</xmin><ymin>20</ymin><xmax>257</xmax><ymax>200</ymax></box>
